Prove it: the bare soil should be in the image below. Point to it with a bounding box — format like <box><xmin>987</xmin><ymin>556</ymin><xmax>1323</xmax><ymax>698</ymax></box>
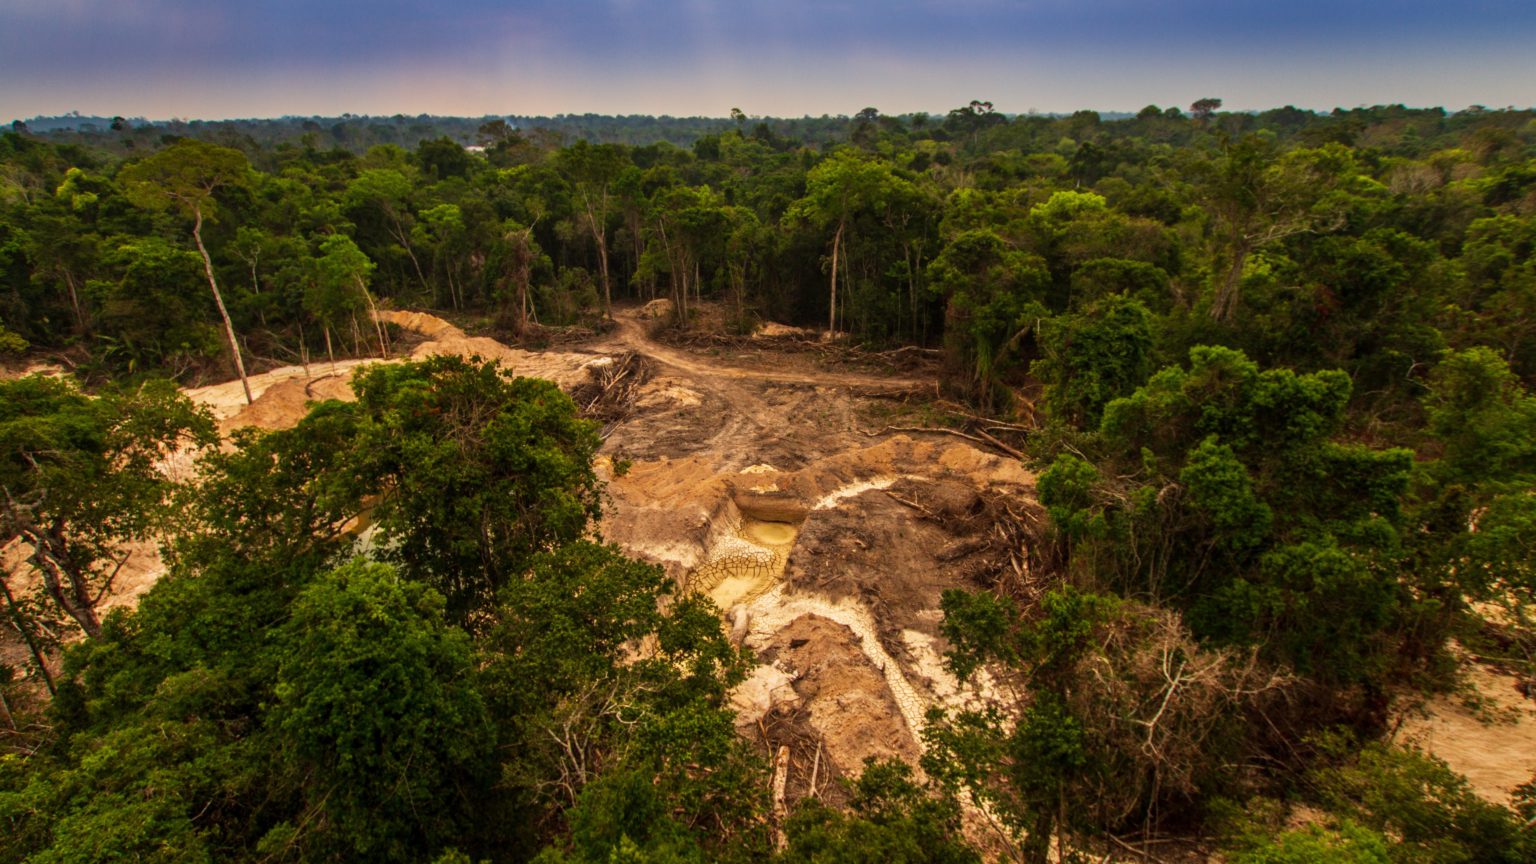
<box><xmin>1395</xmin><ymin>660</ymin><xmax>1536</xmax><ymax>805</ymax></box>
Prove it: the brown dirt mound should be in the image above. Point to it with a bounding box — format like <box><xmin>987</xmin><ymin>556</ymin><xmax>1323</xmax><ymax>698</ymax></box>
<box><xmin>639</xmin><ymin>298</ymin><xmax>674</xmax><ymax>320</ymax></box>
<box><xmin>764</xmin><ymin>613</ymin><xmax>921</xmax><ymax>776</ymax></box>
<box><xmin>220</xmin><ymin>371</ymin><xmax>356</xmax><ymax>433</ymax></box>
<box><xmin>376</xmin><ymin>309</ymin><xmax>466</xmax><ymax>340</ymax></box>
<box><xmin>184</xmin><ymin>360</ymin><xmax>374</xmax><ymax>423</ymax></box>
<box><xmin>783</xmin><ymin>481</ymin><xmax>982</xmax><ymax>654</ymax></box>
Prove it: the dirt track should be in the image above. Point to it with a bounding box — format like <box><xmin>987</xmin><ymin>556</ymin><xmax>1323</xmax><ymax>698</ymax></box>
<box><xmin>588</xmin><ymin>310</ymin><xmax>935</xmax><ymax>474</ymax></box>
<box><xmin>602</xmin><ymin>312</ymin><xmax>932</xmax><ymax>392</ymax></box>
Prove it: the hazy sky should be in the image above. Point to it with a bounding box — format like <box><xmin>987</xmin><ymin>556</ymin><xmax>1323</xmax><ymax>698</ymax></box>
<box><xmin>3</xmin><ymin>0</ymin><xmax>1534</xmax><ymax>121</ymax></box>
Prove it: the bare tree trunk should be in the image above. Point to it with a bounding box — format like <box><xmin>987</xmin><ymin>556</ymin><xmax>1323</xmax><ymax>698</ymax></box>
<box><xmin>243</xmin><ymin>252</ymin><xmax>269</xmax><ymax>327</ymax></box>
<box><xmin>25</xmin><ymin>525</ymin><xmax>101</xmax><ymax>638</ymax></box>
<box><xmin>657</xmin><ymin>221</ymin><xmax>687</xmax><ymax>327</ymax></box>
<box><xmin>581</xmin><ymin>191</ymin><xmax>613</xmax><ymax>319</ymax></box>
<box><xmin>356</xmin><ymin>276</ymin><xmax>390</xmax><ymax>358</ymax></box>
<box><xmin>596</xmin><ymin>227</ymin><xmax>613</xmax><ymax>320</ymax></box>
<box><xmin>828</xmin><ymin>220</ymin><xmax>845</xmax><ymax>335</ymax></box>
<box><xmin>771</xmin><ymin>745</ymin><xmax>791</xmax><ymax>851</ymax></box>
<box><xmin>1211</xmin><ymin>243</ymin><xmax>1250</xmax><ymax>322</ymax></box>
<box><xmin>842</xmin><ymin>241</ymin><xmax>855</xmax><ymax>335</ymax></box>
<box><xmin>627</xmin><ymin>210</ymin><xmax>645</xmax><ymax>296</ymax></box>
<box><xmin>193</xmin><ymin>206</ymin><xmax>253</xmax><ymax>404</ymax></box>
<box><xmin>388</xmin><ymin>211</ymin><xmax>431</xmax><ymax>295</ymax></box>
<box><xmin>324</xmin><ymin>325</ymin><xmax>336</xmax><ymax>372</ymax></box>
<box><xmin>0</xmin><ymin>572</ymin><xmax>55</xmax><ymax>695</ymax></box>
<box><xmin>0</xmin><ymin>680</ymin><xmax>15</xmax><ymax>730</ymax></box>
<box><xmin>62</xmin><ymin>270</ymin><xmax>88</xmax><ymax>335</ymax></box>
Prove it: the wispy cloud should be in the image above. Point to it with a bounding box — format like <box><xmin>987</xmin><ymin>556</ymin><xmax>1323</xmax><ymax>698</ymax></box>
<box><xmin>2</xmin><ymin>0</ymin><xmax>1533</xmax><ymax>120</ymax></box>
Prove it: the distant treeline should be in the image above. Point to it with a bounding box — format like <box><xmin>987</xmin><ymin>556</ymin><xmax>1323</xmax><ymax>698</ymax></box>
<box><xmin>15</xmin><ymin>111</ymin><xmax>833</xmax><ymax>151</ymax></box>
<box><xmin>12</xmin><ymin>102</ymin><xmax>1526</xmax><ymax>153</ymax></box>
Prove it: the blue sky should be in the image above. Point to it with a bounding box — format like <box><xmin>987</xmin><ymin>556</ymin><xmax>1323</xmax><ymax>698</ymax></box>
<box><xmin>3</xmin><ymin>0</ymin><xmax>1534</xmax><ymax>121</ymax></box>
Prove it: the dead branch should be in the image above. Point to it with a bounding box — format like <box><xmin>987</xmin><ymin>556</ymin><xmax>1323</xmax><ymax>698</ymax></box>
<box><xmin>571</xmin><ymin>352</ymin><xmax>654</xmax><ymax>422</ymax></box>
<box><xmin>884</xmin><ymin>490</ymin><xmax>938</xmax><ymax>520</ymax></box>
<box><xmin>772</xmin><ymin>745</ymin><xmax>791</xmax><ymax>851</ymax></box>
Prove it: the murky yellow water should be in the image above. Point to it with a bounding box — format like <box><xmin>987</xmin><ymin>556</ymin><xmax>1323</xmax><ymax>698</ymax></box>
<box><xmin>694</xmin><ymin>518</ymin><xmax>801</xmax><ymax>609</ymax></box>
<box><xmin>744</xmin><ymin>519</ymin><xmax>797</xmax><ymax>546</ymax></box>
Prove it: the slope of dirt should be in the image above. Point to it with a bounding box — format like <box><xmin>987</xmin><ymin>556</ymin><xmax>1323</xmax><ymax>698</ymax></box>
<box><xmin>210</xmin><ymin>371</ymin><xmax>356</xmax><ymax>434</ymax></box>
<box><xmin>183</xmin><ymin>359</ymin><xmax>375</xmax><ymax>424</ymax></box>
<box><xmin>764</xmin><ymin>613</ymin><xmax>922</xmax><ymax>770</ymax></box>
<box><xmin>186</xmin><ymin>311</ymin><xmax>605</xmax><ymax>434</ymax></box>
<box><xmin>379</xmin><ymin>309</ymin><xmax>604</xmax><ymax>390</ymax></box>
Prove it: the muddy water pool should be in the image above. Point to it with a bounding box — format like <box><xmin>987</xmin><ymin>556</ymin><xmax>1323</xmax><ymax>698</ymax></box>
<box><xmin>692</xmin><ymin>517</ymin><xmax>800</xmax><ymax>609</ymax></box>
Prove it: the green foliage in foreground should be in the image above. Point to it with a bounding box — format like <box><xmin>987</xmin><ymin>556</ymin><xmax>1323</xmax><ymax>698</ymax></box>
<box><xmin>1</xmin><ymin>374</ymin><xmax>213</xmax><ymax>674</ymax></box>
<box><xmin>0</xmin><ymin>357</ymin><xmax>768</xmax><ymax>864</ymax></box>
<box><xmin>346</xmin><ymin>356</ymin><xmax>604</xmax><ymax>626</ymax></box>
<box><xmin>780</xmin><ymin>760</ymin><xmax>979</xmax><ymax>864</ymax></box>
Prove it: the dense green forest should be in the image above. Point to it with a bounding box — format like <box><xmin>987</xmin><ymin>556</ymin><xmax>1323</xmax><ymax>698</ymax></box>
<box><xmin>4</xmin><ymin>101</ymin><xmax>1536</xmax><ymax>862</ymax></box>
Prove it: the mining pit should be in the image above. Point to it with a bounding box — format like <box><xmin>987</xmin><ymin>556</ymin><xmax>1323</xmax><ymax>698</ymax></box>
<box><xmin>11</xmin><ymin>305</ymin><xmax>1535</xmax><ymax>816</ymax></box>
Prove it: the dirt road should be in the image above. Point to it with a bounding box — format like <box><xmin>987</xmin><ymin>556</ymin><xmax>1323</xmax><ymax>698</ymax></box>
<box><xmin>595</xmin><ymin>309</ymin><xmax>940</xmax><ymax>474</ymax></box>
<box><xmin>600</xmin><ymin>310</ymin><xmax>934</xmax><ymax>394</ymax></box>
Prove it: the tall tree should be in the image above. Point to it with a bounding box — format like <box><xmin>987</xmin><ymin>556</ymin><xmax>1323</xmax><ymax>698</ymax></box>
<box><xmin>346</xmin><ymin>167</ymin><xmax>430</xmax><ymax>294</ymax></box>
<box><xmin>786</xmin><ymin>150</ymin><xmax>903</xmax><ymax>334</ymax></box>
<box><xmin>926</xmin><ymin>229</ymin><xmax>1049</xmax><ymax>411</ymax></box>
<box><xmin>1198</xmin><ymin>138</ymin><xmax>1352</xmax><ymax>321</ymax></box>
<box><xmin>345</xmin><ymin>356</ymin><xmax>604</xmax><ymax>626</ymax></box>
<box><xmin>559</xmin><ymin>141</ymin><xmax>628</xmax><ymax>319</ymax></box>
<box><xmin>119</xmin><ymin>139</ymin><xmax>257</xmax><ymax>403</ymax></box>
<box><xmin>313</xmin><ymin>233</ymin><xmax>388</xmax><ymax>358</ymax></box>
<box><xmin>500</xmin><ymin>220</ymin><xmax>544</xmax><ymax>336</ymax></box>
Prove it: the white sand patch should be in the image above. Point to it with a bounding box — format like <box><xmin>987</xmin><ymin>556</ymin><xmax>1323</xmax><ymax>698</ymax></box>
<box><xmin>812</xmin><ymin>477</ymin><xmax>897</xmax><ymax>510</ymax></box>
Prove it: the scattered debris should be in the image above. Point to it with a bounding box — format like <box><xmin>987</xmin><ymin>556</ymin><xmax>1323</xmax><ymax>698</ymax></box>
<box><xmin>570</xmin><ymin>351</ymin><xmax>653</xmax><ymax>423</ymax></box>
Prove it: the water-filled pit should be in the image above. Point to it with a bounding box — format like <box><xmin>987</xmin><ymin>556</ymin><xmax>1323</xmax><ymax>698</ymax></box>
<box><xmin>690</xmin><ymin>517</ymin><xmax>800</xmax><ymax>609</ymax></box>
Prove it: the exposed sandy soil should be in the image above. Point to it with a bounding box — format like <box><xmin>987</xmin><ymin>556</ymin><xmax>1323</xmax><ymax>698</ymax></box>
<box><xmin>1396</xmin><ymin>661</ymin><xmax>1536</xmax><ymax>805</ymax></box>
<box><xmin>184</xmin><ymin>312</ymin><xmax>605</xmax><ymax>433</ymax></box>
<box><xmin>584</xmin><ymin>308</ymin><xmax>1037</xmax><ymax>793</ymax></box>
<box><xmin>765</xmin><ymin>613</ymin><xmax>922</xmax><ymax>770</ymax></box>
